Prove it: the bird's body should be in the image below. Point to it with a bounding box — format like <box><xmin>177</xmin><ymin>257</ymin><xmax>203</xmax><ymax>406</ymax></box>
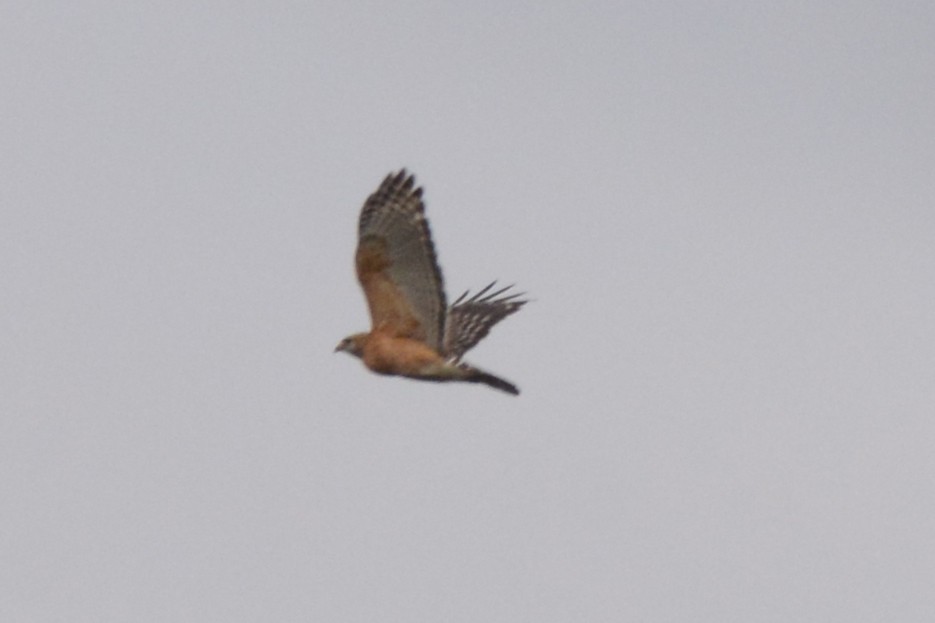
<box><xmin>359</xmin><ymin>330</ymin><xmax>443</xmax><ymax>377</ymax></box>
<box><xmin>335</xmin><ymin>170</ymin><xmax>525</xmax><ymax>395</ymax></box>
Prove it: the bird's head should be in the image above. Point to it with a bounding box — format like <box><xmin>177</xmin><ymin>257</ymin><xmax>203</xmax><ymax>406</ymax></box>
<box><xmin>334</xmin><ymin>333</ymin><xmax>367</xmax><ymax>358</ymax></box>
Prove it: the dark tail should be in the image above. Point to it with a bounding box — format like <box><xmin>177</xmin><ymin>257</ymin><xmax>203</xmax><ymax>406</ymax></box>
<box><xmin>463</xmin><ymin>366</ymin><xmax>520</xmax><ymax>396</ymax></box>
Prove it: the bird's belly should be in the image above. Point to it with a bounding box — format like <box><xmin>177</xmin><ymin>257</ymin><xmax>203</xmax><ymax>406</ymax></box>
<box><xmin>363</xmin><ymin>335</ymin><xmax>443</xmax><ymax>377</ymax></box>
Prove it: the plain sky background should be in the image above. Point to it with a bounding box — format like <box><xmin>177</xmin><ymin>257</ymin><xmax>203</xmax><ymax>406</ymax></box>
<box><xmin>2</xmin><ymin>1</ymin><xmax>934</xmax><ymax>621</ymax></box>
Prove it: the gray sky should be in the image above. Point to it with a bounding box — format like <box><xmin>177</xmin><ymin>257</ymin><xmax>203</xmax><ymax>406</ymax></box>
<box><xmin>3</xmin><ymin>1</ymin><xmax>934</xmax><ymax>621</ymax></box>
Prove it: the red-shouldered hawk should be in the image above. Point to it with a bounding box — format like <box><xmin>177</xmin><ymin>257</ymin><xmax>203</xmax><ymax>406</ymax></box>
<box><xmin>334</xmin><ymin>170</ymin><xmax>526</xmax><ymax>395</ymax></box>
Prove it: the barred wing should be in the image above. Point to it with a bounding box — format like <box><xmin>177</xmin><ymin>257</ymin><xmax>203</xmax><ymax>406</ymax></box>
<box><xmin>356</xmin><ymin>170</ymin><xmax>447</xmax><ymax>349</ymax></box>
<box><xmin>443</xmin><ymin>282</ymin><xmax>526</xmax><ymax>361</ymax></box>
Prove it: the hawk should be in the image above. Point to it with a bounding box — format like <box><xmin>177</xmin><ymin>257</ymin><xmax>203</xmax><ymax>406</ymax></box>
<box><xmin>335</xmin><ymin>169</ymin><xmax>526</xmax><ymax>395</ymax></box>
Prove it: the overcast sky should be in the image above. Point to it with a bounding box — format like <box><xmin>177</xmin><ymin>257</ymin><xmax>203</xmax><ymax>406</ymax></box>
<box><xmin>3</xmin><ymin>2</ymin><xmax>934</xmax><ymax>621</ymax></box>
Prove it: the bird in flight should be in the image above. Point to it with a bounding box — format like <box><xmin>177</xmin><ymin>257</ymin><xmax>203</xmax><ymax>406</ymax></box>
<box><xmin>335</xmin><ymin>169</ymin><xmax>526</xmax><ymax>395</ymax></box>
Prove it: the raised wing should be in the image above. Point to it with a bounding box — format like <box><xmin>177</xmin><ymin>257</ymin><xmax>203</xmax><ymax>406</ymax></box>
<box><xmin>355</xmin><ymin>170</ymin><xmax>447</xmax><ymax>349</ymax></box>
<box><xmin>443</xmin><ymin>282</ymin><xmax>526</xmax><ymax>361</ymax></box>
